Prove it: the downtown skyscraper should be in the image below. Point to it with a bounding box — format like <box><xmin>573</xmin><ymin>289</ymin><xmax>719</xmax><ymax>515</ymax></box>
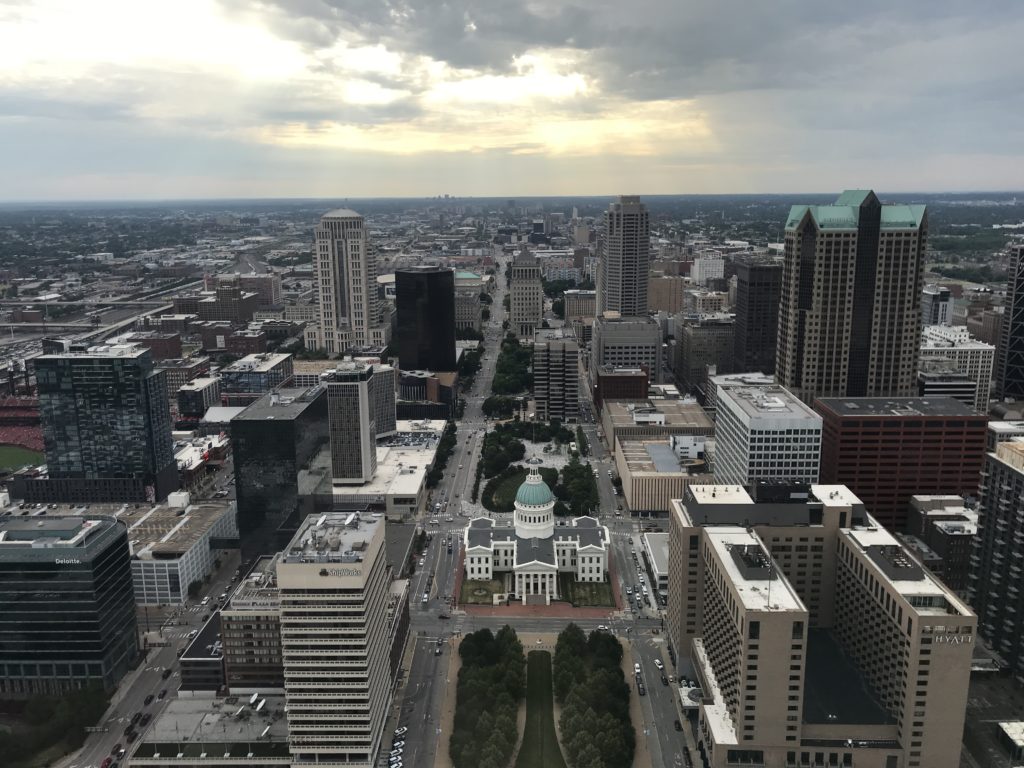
<box><xmin>776</xmin><ymin>190</ymin><xmax>927</xmax><ymax>403</ymax></box>
<box><xmin>312</xmin><ymin>209</ymin><xmax>390</xmax><ymax>354</ymax></box>
<box><xmin>996</xmin><ymin>243</ymin><xmax>1024</xmax><ymax>401</ymax></box>
<box><xmin>597</xmin><ymin>195</ymin><xmax>650</xmax><ymax>316</ymax></box>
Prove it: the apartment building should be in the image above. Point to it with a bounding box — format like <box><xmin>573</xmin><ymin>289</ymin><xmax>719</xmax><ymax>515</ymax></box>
<box><xmin>277</xmin><ymin>512</ymin><xmax>392</xmax><ymax>768</ymax></box>
<box><xmin>669</xmin><ymin>484</ymin><xmax>975</xmax><ymax>768</ymax></box>
<box><xmin>969</xmin><ymin>438</ymin><xmax>1024</xmax><ymax>684</ymax></box>
<box><xmin>532</xmin><ymin>329</ymin><xmax>580</xmax><ymax>423</ymax></box>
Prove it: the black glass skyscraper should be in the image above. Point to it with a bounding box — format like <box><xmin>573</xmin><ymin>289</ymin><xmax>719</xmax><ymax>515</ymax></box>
<box><xmin>997</xmin><ymin>244</ymin><xmax>1024</xmax><ymax>400</ymax></box>
<box><xmin>395</xmin><ymin>266</ymin><xmax>456</xmax><ymax>372</ymax></box>
<box><xmin>733</xmin><ymin>256</ymin><xmax>782</xmax><ymax>375</ymax></box>
<box><xmin>0</xmin><ymin>516</ymin><xmax>137</xmax><ymax>696</ymax></box>
<box><xmin>30</xmin><ymin>343</ymin><xmax>178</xmax><ymax>502</ymax></box>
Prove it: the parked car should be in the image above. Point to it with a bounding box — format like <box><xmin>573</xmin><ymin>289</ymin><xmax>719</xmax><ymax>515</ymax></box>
<box><xmin>144</xmin><ymin>694</ymin><xmax>154</xmax><ymax>706</ymax></box>
<box><xmin>674</xmin><ymin>719</ymin><xmax>683</xmax><ymax>731</ymax></box>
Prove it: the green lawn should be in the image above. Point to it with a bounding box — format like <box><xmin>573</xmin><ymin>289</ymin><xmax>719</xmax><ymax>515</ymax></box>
<box><xmin>515</xmin><ymin>651</ymin><xmax>567</xmax><ymax>768</ymax></box>
<box><xmin>0</xmin><ymin>444</ymin><xmax>42</xmax><ymax>471</ymax></box>
<box><xmin>460</xmin><ymin>579</ymin><xmax>505</xmax><ymax>605</ymax></box>
<box><xmin>483</xmin><ymin>466</ymin><xmax>560</xmax><ymax>513</ymax></box>
<box><xmin>558</xmin><ymin>575</ymin><xmax>616</xmax><ymax>607</ymax></box>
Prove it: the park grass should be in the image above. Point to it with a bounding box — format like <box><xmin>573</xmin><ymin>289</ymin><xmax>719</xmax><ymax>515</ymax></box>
<box><xmin>557</xmin><ymin>574</ymin><xmax>616</xmax><ymax>607</ymax></box>
<box><xmin>0</xmin><ymin>444</ymin><xmax>42</xmax><ymax>471</ymax></box>
<box><xmin>460</xmin><ymin>579</ymin><xmax>505</xmax><ymax>605</ymax></box>
<box><xmin>515</xmin><ymin>651</ymin><xmax>567</xmax><ymax>768</ymax></box>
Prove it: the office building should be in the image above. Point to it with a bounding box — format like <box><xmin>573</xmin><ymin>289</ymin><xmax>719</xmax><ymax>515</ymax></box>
<box><xmin>533</xmin><ymin>329</ymin><xmax>579</xmax><ymax>423</ymax></box>
<box><xmin>613</xmin><ymin>435</ymin><xmax>713</xmax><ymax>514</ymax></box>
<box><xmin>453</xmin><ymin>270</ymin><xmax>486</xmax><ymax>332</ymax></box>
<box><xmin>919</xmin><ymin>325</ymin><xmax>994</xmax><ymax>412</ymax></box>
<box><xmin>921</xmin><ymin>284</ymin><xmax>953</xmax><ymax>326</ymax></box>
<box><xmin>997</xmin><ymin>244</ymin><xmax>1024</xmax><ymax>400</ymax></box>
<box><xmin>733</xmin><ymin>257</ymin><xmax>782</xmax><ymax>375</ymax></box>
<box><xmin>29</xmin><ymin>343</ymin><xmax>178</xmax><ymax>503</ymax></box>
<box><xmin>674</xmin><ymin>313</ymin><xmax>735</xmax><ymax>396</ymax></box>
<box><xmin>324</xmin><ymin>363</ymin><xmax>390</xmax><ymax>485</ymax></box>
<box><xmin>969</xmin><ymin>438</ymin><xmax>1024</xmax><ymax>683</ymax></box>
<box><xmin>648</xmin><ymin>275</ymin><xmax>687</xmax><ymax>313</ymax></box>
<box><xmin>714</xmin><ymin>381</ymin><xmax>821</xmax><ymax>487</ymax></box>
<box><xmin>220</xmin><ymin>353</ymin><xmax>294</xmax><ymax>403</ymax></box>
<box><xmin>966</xmin><ymin>305</ymin><xmax>1003</xmax><ymax>346</ymax></box>
<box><xmin>239</xmin><ymin>272</ymin><xmax>283</xmax><ymax>308</ymax></box>
<box><xmin>509</xmin><ymin>250</ymin><xmax>544</xmax><ymax>338</ymax></box>
<box><xmin>601</xmin><ymin>398</ymin><xmax>713</xmax><ymax>445</ymax></box>
<box><xmin>313</xmin><ymin>209</ymin><xmax>389</xmax><ymax>353</ymax></box>
<box><xmin>278</xmin><ymin>512</ymin><xmax>392</xmax><ymax>767</ymax></box>
<box><xmin>669</xmin><ymin>484</ymin><xmax>975</xmax><ymax>768</ymax></box>
<box><xmin>593</xmin><ymin>366</ymin><xmax>649</xmax><ymax>412</ymax></box>
<box><xmin>128</xmin><ymin>499</ymin><xmax>238</xmax><ymax>604</ymax></box>
<box><xmin>591</xmin><ymin>314</ymin><xmax>662</xmax><ymax>383</ymax></box>
<box><xmin>987</xmin><ymin>419</ymin><xmax>1024</xmax><ymax>450</ymax></box>
<box><xmin>232</xmin><ymin>386</ymin><xmax>329</xmax><ymax>543</ymax></box>
<box><xmin>395</xmin><ymin>266</ymin><xmax>456</xmax><ymax>372</ymax></box>
<box><xmin>597</xmin><ymin>196</ymin><xmax>649</xmax><ymax>316</ymax></box>
<box><xmin>563</xmin><ymin>289</ymin><xmax>597</xmax><ymax>322</ymax></box>
<box><xmin>177</xmin><ymin>377</ymin><xmax>221</xmax><ymax>419</ymax></box>
<box><xmin>690</xmin><ymin>253</ymin><xmax>724</xmax><ymax>286</ymax></box>
<box><xmin>816</xmin><ymin>397</ymin><xmax>987</xmax><ymax>531</ymax></box>
<box><xmin>221</xmin><ymin>555</ymin><xmax>285</xmax><ymax>693</ymax></box>
<box><xmin>157</xmin><ymin>356</ymin><xmax>211</xmax><ymax>392</ymax></box>
<box><xmin>776</xmin><ymin>190</ymin><xmax>927</xmax><ymax>403</ymax></box>
<box><xmin>916</xmin><ymin>359</ymin><xmax>978</xmax><ymax>409</ymax></box>
<box><xmin>683</xmin><ymin>289</ymin><xmax>728</xmax><ymax>315</ymax></box>
<box><xmin>0</xmin><ymin>516</ymin><xmax>137</xmax><ymax>696</ymax></box>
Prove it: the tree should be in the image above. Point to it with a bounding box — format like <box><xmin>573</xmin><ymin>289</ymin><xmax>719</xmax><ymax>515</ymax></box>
<box><xmin>481</xmin><ymin>307</ymin><xmax>491</xmax><ymax>321</ymax></box>
<box><xmin>552</xmin><ymin>297</ymin><xmax>565</xmax><ymax>318</ymax></box>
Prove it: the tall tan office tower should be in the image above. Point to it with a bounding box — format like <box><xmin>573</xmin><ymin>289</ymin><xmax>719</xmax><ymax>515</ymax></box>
<box><xmin>313</xmin><ymin>209</ymin><xmax>390</xmax><ymax>353</ymax></box>
<box><xmin>278</xmin><ymin>512</ymin><xmax>391</xmax><ymax>768</ymax></box>
<box><xmin>597</xmin><ymin>196</ymin><xmax>650</xmax><ymax>316</ymax></box>
<box><xmin>776</xmin><ymin>190</ymin><xmax>927</xmax><ymax>403</ymax></box>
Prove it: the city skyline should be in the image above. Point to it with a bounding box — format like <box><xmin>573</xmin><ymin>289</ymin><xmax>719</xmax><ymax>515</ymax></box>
<box><xmin>2</xmin><ymin>1</ymin><xmax>1023</xmax><ymax>200</ymax></box>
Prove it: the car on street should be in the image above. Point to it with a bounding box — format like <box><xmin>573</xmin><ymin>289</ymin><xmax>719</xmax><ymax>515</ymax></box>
<box><xmin>111</xmin><ymin>743</ymin><xmax>123</xmax><ymax>756</ymax></box>
<box><xmin>674</xmin><ymin>719</ymin><xmax>683</xmax><ymax>731</ymax></box>
<box><xmin>158</xmin><ymin>688</ymin><xmax>168</xmax><ymax>699</ymax></box>
<box><xmin>101</xmin><ymin>757</ymin><xmax>113</xmax><ymax>768</ymax></box>
<box><xmin>625</xmin><ymin>586</ymin><xmax>632</xmax><ymax>594</ymax></box>
<box><xmin>654</xmin><ymin>659</ymin><xmax>664</xmax><ymax>670</ymax></box>
<box><xmin>161</xmin><ymin>668</ymin><xmax>172</xmax><ymax>679</ymax></box>
<box><xmin>394</xmin><ymin>726</ymin><xmax>408</xmax><ymax>737</ymax></box>
<box><xmin>597</xmin><ymin>625</ymin><xmax>609</xmax><ymax>631</ymax></box>
<box><xmin>393</xmin><ymin>741</ymin><xmax>405</xmax><ymax>749</ymax></box>
<box><xmin>633</xmin><ymin>663</ymin><xmax>641</xmax><ymax>674</ymax></box>
<box><xmin>661</xmin><ymin>674</ymin><xmax>669</xmax><ymax>685</ymax></box>
<box><xmin>637</xmin><ymin>682</ymin><xmax>646</xmax><ymax>696</ymax></box>
<box><xmin>144</xmin><ymin>694</ymin><xmax>154</xmax><ymax>705</ymax></box>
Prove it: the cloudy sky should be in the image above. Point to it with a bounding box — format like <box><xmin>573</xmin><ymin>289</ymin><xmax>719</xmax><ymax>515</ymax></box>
<box><xmin>1</xmin><ymin>0</ymin><xmax>1022</xmax><ymax>200</ymax></box>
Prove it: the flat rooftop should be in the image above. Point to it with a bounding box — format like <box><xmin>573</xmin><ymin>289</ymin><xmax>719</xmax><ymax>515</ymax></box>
<box><xmin>222</xmin><ymin>353</ymin><xmax>291</xmax><ymax>373</ymax></box>
<box><xmin>281</xmin><ymin>511</ymin><xmax>384</xmax><ymax>565</ymax></box>
<box><xmin>688</xmin><ymin>485</ymin><xmax>754</xmax><ymax>505</ymax></box>
<box><xmin>226</xmin><ymin>554</ymin><xmax>280</xmax><ymax>612</ymax></box>
<box><xmin>619</xmin><ymin>439</ymin><xmax>709</xmax><ymax>475</ymax></box>
<box><xmin>843</xmin><ymin>526</ymin><xmax>972</xmax><ymax>615</ymax></box>
<box><xmin>232</xmin><ymin>386</ymin><xmax>324</xmax><ymax>421</ymax></box>
<box><xmin>717</xmin><ymin>383</ymin><xmax>820</xmax><ymax>423</ymax></box>
<box><xmin>130</xmin><ymin>695</ymin><xmax>289</xmax><ymax>762</ymax></box>
<box><xmin>124</xmin><ymin>502</ymin><xmax>234</xmax><ymax>558</ymax></box>
<box><xmin>816</xmin><ymin>396</ymin><xmax>981</xmax><ymax>417</ymax></box>
<box><xmin>803</xmin><ymin>629</ymin><xmax>893</xmax><ymax>725</ymax></box>
<box><xmin>0</xmin><ymin>516</ymin><xmax>113</xmax><ymax>550</ymax></box>
<box><xmin>178</xmin><ymin>377</ymin><xmax>219</xmax><ymax>392</ymax></box>
<box><xmin>605</xmin><ymin>400</ymin><xmax>714</xmax><ymax>431</ymax></box>
<box><xmin>643</xmin><ymin>532</ymin><xmax>669</xmax><ymax>576</ymax></box>
<box><xmin>706</xmin><ymin>528</ymin><xmax>805</xmax><ymax>613</ymax></box>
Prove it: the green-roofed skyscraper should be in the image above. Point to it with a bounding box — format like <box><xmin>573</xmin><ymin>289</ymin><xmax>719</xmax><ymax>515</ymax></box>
<box><xmin>776</xmin><ymin>190</ymin><xmax>927</xmax><ymax>403</ymax></box>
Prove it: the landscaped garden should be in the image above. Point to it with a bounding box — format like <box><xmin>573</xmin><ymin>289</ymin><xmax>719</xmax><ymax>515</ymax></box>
<box><xmin>460</xmin><ymin>578</ymin><xmax>505</xmax><ymax>605</ymax></box>
<box><xmin>515</xmin><ymin>651</ymin><xmax>567</xmax><ymax>768</ymax></box>
<box><xmin>450</xmin><ymin>627</ymin><xmax>525</xmax><ymax>768</ymax></box>
<box><xmin>481</xmin><ymin>456</ymin><xmax>599</xmax><ymax>516</ymax></box>
<box><xmin>553</xmin><ymin>624</ymin><xmax>635</xmax><ymax>768</ymax></box>
<box><xmin>557</xmin><ymin>575</ymin><xmax>616</xmax><ymax>608</ymax></box>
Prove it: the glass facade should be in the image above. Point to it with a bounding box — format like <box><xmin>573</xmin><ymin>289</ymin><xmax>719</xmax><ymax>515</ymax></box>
<box><xmin>395</xmin><ymin>267</ymin><xmax>456</xmax><ymax>372</ymax></box>
<box><xmin>0</xmin><ymin>517</ymin><xmax>138</xmax><ymax>696</ymax></box>
<box><xmin>34</xmin><ymin>346</ymin><xmax>177</xmax><ymax>500</ymax></box>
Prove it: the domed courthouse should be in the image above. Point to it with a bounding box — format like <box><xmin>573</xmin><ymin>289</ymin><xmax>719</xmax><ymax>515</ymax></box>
<box><xmin>464</xmin><ymin>468</ymin><xmax>610</xmax><ymax>605</ymax></box>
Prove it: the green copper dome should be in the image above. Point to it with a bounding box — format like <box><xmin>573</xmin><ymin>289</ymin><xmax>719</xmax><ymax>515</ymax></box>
<box><xmin>515</xmin><ymin>469</ymin><xmax>554</xmax><ymax>507</ymax></box>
